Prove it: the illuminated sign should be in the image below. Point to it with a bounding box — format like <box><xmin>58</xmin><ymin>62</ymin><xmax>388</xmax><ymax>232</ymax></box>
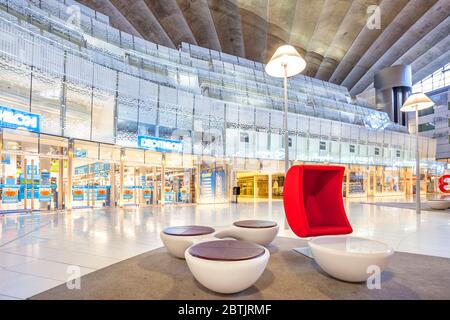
<box><xmin>0</xmin><ymin>106</ymin><xmax>40</xmax><ymax>133</ymax></box>
<box><xmin>439</xmin><ymin>175</ymin><xmax>450</xmax><ymax>193</ymax></box>
<box><xmin>137</xmin><ymin>135</ymin><xmax>182</xmax><ymax>153</ymax></box>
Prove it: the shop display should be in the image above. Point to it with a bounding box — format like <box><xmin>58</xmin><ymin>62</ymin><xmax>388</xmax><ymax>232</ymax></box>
<box><xmin>2</xmin><ymin>185</ymin><xmax>19</xmax><ymax>203</ymax></box>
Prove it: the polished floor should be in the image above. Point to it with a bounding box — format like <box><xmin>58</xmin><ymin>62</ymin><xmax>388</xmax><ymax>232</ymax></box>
<box><xmin>1</xmin><ymin>197</ymin><xmax>450</xmax><ymax>299</ymax></box>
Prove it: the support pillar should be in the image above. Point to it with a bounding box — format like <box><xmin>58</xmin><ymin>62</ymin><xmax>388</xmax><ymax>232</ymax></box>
<box><xmin>58</xmin><ymin>153</ymin><xmax>64</xmax><ymax>210</ymax></box>
<box><xmin>23</xmin><ymin>158</ymin><xmax>28</xmax><ymax>210</ymax></box>
<box><xmin>66</xmin><ymin>140</ymin><xmax>74</xmax><ymax>210</ymax></box>
<box><xmin>119</xmin><ymin>148</ymin><xmax>125</xmax><ymax>207</ymax></box>
<box><xmin>110</xmin><ymin>163</ymin><xmax>116</xmax><ymax>207</ymax></box>
<box><xmin>161</xmin><ymin>154</ymin><xmax>165</xmax><ymax>205</ymax></box>
<box><xmin>268</xmin><ymin>173</ymin><xmax>272</xmax><ymax>201</ymax></box>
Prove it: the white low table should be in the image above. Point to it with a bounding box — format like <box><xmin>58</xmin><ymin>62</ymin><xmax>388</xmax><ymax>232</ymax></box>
<box><xmin>308</xmin><ymin>235</ymin><xmax>394</xmax><ymax>283</ymax></box>
<box><xmin>214</xmin><ymin>220</ymin><xmax>279</xmax><ymax>246</ymax></box>
<box><xmin>185</xmin><ymin>240</ymin><xmax>269</xmax><ymax>294</ymax></box>
<box><xmin>160</xmin><ymin>226</ymin><xmax>215</xmax><ymax>259</ymax></box>
<box><xmin>427</xmin><ymin>200</ymin><xmax>450</xmax><ymax>210</ymax></box>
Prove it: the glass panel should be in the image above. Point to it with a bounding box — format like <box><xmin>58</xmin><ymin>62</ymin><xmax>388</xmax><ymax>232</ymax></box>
<box><xmin>30</xmin><ymin>71</ymin><xmax>62</xmax><ymax>135</ymax></box>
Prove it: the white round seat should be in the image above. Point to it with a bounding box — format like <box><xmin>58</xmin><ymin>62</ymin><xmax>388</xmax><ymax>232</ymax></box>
<box><xmin>185</xmin><ymin>240</ymin><xmax>269</xmax><ymax>294</ymax></box>
<box><xmin>427</xmin><ymin>200</ymin><xmax>450</xmax><ymax>210</ymax></box>
<box><xmin>160</xmin><ymin>226</ymin><xmax>215</xmax><ymax>259</ymax></box>
<box><xmin>308</xmin><ymin>235</ymin><xmax>394</xmax><ymax>283</ymax></box>
<box><xmin>214</xmin><ymin>220</ymin><xmax>279</xmax><ymax>246</ymax></box>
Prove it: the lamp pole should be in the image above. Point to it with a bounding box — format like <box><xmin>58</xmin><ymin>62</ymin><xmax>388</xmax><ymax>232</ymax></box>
<box><xmin>415</xmin><ymin>106</ymin><xmax>420</xmax><ymax>215</ymax></box>
<box><xmin>265</xmin><ymin>45</ymin><xmax>306</xmax><ymax>230</ymax></box>
<box><xmin>283</xmin><ymin>64</ymin><xmax>289</xmax><ymax>174</ymax></box>
<box><xmin>401</xmin><ymin>93</ymin><xmax>433</xmax><ymax>215</ymax></box>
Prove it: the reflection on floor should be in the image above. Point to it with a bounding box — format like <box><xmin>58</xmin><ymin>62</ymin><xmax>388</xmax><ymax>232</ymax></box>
<box><xmin>1</xmin><ymin>196</ymin><xmax>450</xmax><ymax>299</ymax></box>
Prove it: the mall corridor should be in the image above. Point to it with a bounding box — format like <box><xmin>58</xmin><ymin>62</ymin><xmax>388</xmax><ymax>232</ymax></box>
<box><xmin>1</xmin><ymin>198</ymin><xmax>450</xmax><ymax>299</ymax></box>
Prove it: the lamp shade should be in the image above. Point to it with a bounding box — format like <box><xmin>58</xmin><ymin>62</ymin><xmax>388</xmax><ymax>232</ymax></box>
<box><xmin>265</xmin><ymin>45</ymin><xmax>306</xmax><ymax>78</ymax></box>
<box><xmin>400</xmin><ymin>93</ymin><xmax>434</xmax><ymax>112</ymax></box>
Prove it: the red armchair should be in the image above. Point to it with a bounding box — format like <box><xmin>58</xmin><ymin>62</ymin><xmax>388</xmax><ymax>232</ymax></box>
<box><xmin>283</xmin><ymin>164</ymin><xmax>352</xmax><ymax>238</ymax></box>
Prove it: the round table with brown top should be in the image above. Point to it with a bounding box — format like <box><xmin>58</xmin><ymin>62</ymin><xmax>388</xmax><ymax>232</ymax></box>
<box><xmin>233</xmin><ymin>220</ymin><xmax>278</xmax><ymax>229</ymax></box>
<box><xmin>160</xmin><ymin>225</ymin><xmax>216</xmax><ymax>259</ymax></box>
<box><xmin>188</xmin><ymin>240</ymin><xmax>265</xmax><ymax>261</ymax></box>
<box><xmin>214</xmin><ymin>220</ymin><xmax>279</xmax><ymax>246</ymax></box>
<box><xmin>163</xmin><ymin>225</ymin><xmax>215</xmax><ymax>236</ymax></box>
<box><xmin>185</xmin><ymin>239</ymin><xmax>270</xmax><ymax>294</ymax></box>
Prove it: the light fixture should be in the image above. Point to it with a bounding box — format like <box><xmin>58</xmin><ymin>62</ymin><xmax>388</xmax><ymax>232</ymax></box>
<box><xmin>265</xmin><ymin>45</ymin><xmax>306</xmax><ymax>78</ymax></box>
<box><xmin>265</xmin><ymin>44</ymin><xmax>306</xmax><ymax>229</ymax></box>
<box><xmin>400</xmin><ymin>93</ymin><xmax>434</xmax><ymax>112</ymax></box>
<box><xmin>400</xmin><ymin>93</ymin><xmax>434</xmax><ymax>214</ymax></box>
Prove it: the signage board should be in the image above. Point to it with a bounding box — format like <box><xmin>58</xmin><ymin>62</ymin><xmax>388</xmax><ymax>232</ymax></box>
<box><xmin>95</xmin><ymin>186</ymin><xmax>109</xmax><ymax>201</ymax></box>
<box><xmin>439</xmin><ymin>175</ymin><xmax>450</xmax><ymax>193</ymax></box>
<box><xmin>39</xmin><ymin>186</ymin><xmax>52</xmax><ymax>202</ymax></box>
<box><xmin>142</xmin><ymin>186</ymin><xmax>153</xmax><ymax>199</ymax></box>
<box><xmin>1</xmin><ymin>154</ymin><xmax>10</xmax><ymax>164</ymax></box>
<box><xmin>137</xmin><ymin>135</ymin><xmax>182</xmax><ymax>153</ymax></box>
<box><xmin>123</xmin><ymin>188</ymin><xmax>133</xmax><ymax>200</ymax></box>
<box><xmin>2</xmin><ymin>185</ymin><xmax>19</xmax><ymax>203</ymax></box>
<box><xmin>72</xmin><ymin>186</ymin><xmax>84</xmax><ymax>201</ymax></box>
<box><xmin>0</xmin><ymin>106</ymin><xmax>40</xmax><ymax>132</ymax></box>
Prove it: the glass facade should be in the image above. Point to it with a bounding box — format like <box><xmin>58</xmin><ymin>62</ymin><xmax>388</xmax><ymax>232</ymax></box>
<box><xmin>0</xmin><ymin>0</ymin><xmax>443</xmax><ymax>211</ymax></box>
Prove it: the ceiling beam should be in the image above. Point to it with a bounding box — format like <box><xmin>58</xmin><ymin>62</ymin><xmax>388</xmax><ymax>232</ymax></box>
<box><xmin>341</xmin><ymin>0</ymin><xmax>438</xmax><ymax>93</ymax></box>
<box><xmin>109</xmin><ymin>0</ymin><xmax>175</xmax><ymax>48</ymax></box>
<box><xmin>238</xmin><ymin>0</ymin><xmax>268</xmax><ymax>62</ymax></box>
<box><xmin>328</xmin><ymin>0</ymin><xmax>409</xmax><ymax>85</ymax></box>
<box><xmin>302</xmin><ymin>0</ymin><xmax>354</xmax><ymax>77</ymax></box>
<box><xmin>289</xmin><ymin>0</ymin><xmax>325</xmax><ymax>56</ymax></box>
<box><xmin>350</xmin><ymin>0</ymin><xmax>449</xmax><ymax>95</ymax></box>
<box><xmin>207</xmin><ymin>0</ymin><xmax>245</xmax><ymax>57</ymax></box>
<box><xmin>411</xmin><ymin>35</ymin><xmax>450</xmax><ymax>83</ymax></box>
<box><xmin>143</xmin><ymin>0</ymin><xmax>197</xmax><ymax>47</ymax></box>
<box><xmin>265</xmin><ymin>0</ymin><xmax>297</xmax><ymax>62</ymax></box>
<box><xmin>76</xmin><ymin>0</ymin><xmax>142</xmax><ymax>37</ymax></box>
<box><xmin>315</xmin><ymin>0</ymin><xmax>381</xmax><ymax>81</ymax></box>
<box><xmin>394</xmin><ymin>16</ymin><xmax>450</xmax><ymax>66</ymax></box>
<box><xmin>176</xmin><ymin>0</ymin><xmax>222</xmax><ymax>51</ymax></box>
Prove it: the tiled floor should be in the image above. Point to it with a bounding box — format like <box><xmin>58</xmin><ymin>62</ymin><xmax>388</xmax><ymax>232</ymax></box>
<box><xmin>1</xmin><ymin>197</ymin><xmax>450</xmax><ymax>299</ymax></box>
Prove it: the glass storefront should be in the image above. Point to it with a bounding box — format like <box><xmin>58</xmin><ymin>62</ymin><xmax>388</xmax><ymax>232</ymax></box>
<box><xmin>0</xmin><ymin>130</ymin><xmax>67</xmax><ymax>212</ymax></box>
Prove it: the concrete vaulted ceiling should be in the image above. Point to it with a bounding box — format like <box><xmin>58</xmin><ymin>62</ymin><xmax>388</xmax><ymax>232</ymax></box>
<box><xmin>78</xmin><ymin>0</ymin><xmax>450</xmax><ymax>96</ymax></box>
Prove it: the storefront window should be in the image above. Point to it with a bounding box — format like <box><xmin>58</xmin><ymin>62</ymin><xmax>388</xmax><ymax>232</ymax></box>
<box><xmin>0</xmin><ymin>62</ymin><xmax>31</xmax><ymax>112</ymax></box>
<box><xmin>65</xmin><ymin>82</ymin><xmax>92</xmax><ymax>140</ymax></box>
<box><xmin>347</xmin><ymin>166</ymin><xmax>366</xmax><ymax>195</ymax></box>
<box><xmin>1</xmin><ymin>131</ymin><xmax>66</xmax><ymax>212</ymax></box>
<box><xmin>30</xmin><ymin>72</ymin><xmax>62</xmax><ymax>136</ymax></box>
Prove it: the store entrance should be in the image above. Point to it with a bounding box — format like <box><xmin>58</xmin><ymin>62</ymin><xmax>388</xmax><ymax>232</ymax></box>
<box><xmin>120</xmin><ymin>165</ymin><xmax>156</xmax><ymax>207</ymax></box>
<box><xmin>0</xmin><ymin>130</ymin><xmax>67</xmax><ymax>212</ymax></box>
<box><xmin>72</xmin><ymin>159</ymin><xmax>114</xmax><ymax>208</ymax></box>
<box><xmin>163</xmin><ymin>167</ymin><xmax>193</xmax><ymax>204</ymax></box>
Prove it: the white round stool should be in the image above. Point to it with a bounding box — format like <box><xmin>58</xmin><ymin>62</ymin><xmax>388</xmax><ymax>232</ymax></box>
<box><xmin>185</xmin><ymin>239</ymin><xmax>269</xmax><ymax>294</ymax></box>
<box><xmin>215</xmin><ymin>220</ymin><xmax>279</xmax><ymax>246</ymax></box>
<box><xmin>160</xmin><ymin>225</ymin><xmax>215</xmax><ymax>259</ymax></box>
<box><xmin>308</xmin><ymin>235</ymin><xmax>394</xmax><ymax>283</ymax></box>
<box><xmin>427</xmin><ymin>200</ymin><xmax>450</xmax><ymax>210</ymax></box>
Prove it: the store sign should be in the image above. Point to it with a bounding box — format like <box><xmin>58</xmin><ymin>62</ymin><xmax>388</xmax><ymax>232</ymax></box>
<box><xmin>39</xmin><ymin>187</ymin><xmax>52</xmax><ymax>202</ymax></box>
<box><xmin>0</xmin><ymin>106</ymin><xmax>40</xmax><ymax>133</ymax></box>
<box><xmin>1</xmin><ymin>154</ymin><xmax>10</xmax><ymax>164</ymax></box>
<box><xmin>2</xmin><ymin>186</ymin><xmax>19</xmax><ymax>203</ymax></box>
<box><xmin>123</xmin><ymin>188</ymin><xmax>133</xmax><ymax>200</ymax></box>
<box><xmin>74</xmin><ymin>149</ymin><xmax>87</xmax><ymax>158</ymax></box>
<box><xmin>142</xmin><ymin>186</ymin><xmax>153</xmax><ymax>199</ymax></box>
<box><xmin>137</xmin><ymin>135</ymin><xmax>182</xmax><ymax>153</ymax></box>
<box><xmin>95</xmin><ymin>186</ymin><xmax>108</xmax><ymax>201</ymax></box>
<box><xmin>72</xmin><ymin>187</ymin><xmax>84</xmax><ymax>201</ymax></box>
<box><xmin>438</xmin><ymin>175</ymin><xmax>450</xmax><ymax>193</ymax></box>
